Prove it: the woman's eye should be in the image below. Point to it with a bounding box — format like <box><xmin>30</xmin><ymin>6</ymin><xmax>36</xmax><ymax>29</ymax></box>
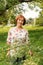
<box><xmin>18</xmin><ymin>19</ymin><xmax>23</xmax><ymax>22</ymax></box>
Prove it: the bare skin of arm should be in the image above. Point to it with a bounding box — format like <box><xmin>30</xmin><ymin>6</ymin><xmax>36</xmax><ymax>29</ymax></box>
<box><xmin>6</xmin><ymin>42</ymin><xmax>11</xmax><ymax>56</ymax></box>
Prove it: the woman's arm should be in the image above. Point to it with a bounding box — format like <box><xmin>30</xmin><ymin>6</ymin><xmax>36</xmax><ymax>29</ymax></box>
<box><xmin>25</xmin><ymin>31</ymin><xmax>33</xmax><ymax>56</ymax></box>
<box><xmin>6</xmin><ymin>29</ymin><xmax>12</xmax><ymax>56</ymax></box>
<box><xmin>7</xmin><ymin>28</ymin><xmax>13</xmax><ymax>45</ymax></box>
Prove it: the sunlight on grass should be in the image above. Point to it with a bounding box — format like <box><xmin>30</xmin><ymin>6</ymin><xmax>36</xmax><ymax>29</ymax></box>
<box><xmin>23</xmin><ymin>59</ymin><xmax>37</xmax><ymax>65</ymax></box>
<box><xmin>23</xmin><ymin>25</ymin><xmax>43</xmax><ymax>30</ymax></box>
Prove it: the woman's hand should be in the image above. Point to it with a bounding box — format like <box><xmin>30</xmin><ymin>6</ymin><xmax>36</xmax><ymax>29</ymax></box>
<box><xmin>29</xmin><ymin>50</ymin><xmax>33</xmax><ymax>56</ymax></box>
<box><xmin>7</xmin><ymin>42</ymin><xmax>11</xmax><ymax>46</ymax></box>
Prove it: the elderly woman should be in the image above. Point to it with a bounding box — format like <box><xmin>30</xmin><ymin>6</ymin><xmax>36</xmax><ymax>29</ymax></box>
<box><xmin>7</xmin><ymin>15</ymin><xmax>32</xmax><ymax>65</ymax></box>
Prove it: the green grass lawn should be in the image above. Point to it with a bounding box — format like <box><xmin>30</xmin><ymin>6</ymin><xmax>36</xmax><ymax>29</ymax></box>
<box><xmin>0</xmin><ymin>26</ymin><xmax>43</xmax><ymax>65</ymax></box>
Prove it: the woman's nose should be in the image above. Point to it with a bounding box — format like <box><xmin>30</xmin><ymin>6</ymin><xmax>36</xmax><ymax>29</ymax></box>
<box><xmin>19</xmin><ymin>20</ymin><xmax>22</xmax><ymax>23</ymax></box>
<box><xmin>19</xmin><ymin>20</ymin><xmax>22</xmax><ymax>22</ymax></box>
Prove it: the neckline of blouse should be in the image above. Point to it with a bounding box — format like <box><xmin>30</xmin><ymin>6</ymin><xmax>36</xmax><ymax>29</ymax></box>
<box><xmin>15</xmin><ymin>26</ymin><xmax>23</xmax><ymax>31</ymax></box>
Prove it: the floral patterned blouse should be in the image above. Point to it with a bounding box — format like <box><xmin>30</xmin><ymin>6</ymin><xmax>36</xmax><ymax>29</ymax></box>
<box><xmin>7</xmin><ymin>26</ymin><xmax>30</xmax><ymax>58</ymax></box>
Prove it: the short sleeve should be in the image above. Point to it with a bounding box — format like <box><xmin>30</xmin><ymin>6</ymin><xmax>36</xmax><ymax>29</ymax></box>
<box><xmin>7</xmin><ymin>28</ymin><xmax>14</xmax><ymax>44</ymax></box>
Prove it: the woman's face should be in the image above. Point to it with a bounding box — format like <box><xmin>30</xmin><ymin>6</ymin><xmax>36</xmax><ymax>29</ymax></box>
<box><xmin>17</xmin><ymin>18</ymin><xmax>24</xmax><ymax>27</ymax></box>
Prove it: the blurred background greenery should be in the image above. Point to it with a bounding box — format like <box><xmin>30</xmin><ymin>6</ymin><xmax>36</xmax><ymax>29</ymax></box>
<box><xmin>0</xmin><ymin>26</ymin><xmax>43</xmax><ymax>65</ymax></box>
<box><xmin>0</xmin><ymin>0</ymin><xmax>43</xmax><ymax>65</ymax></box>
<box><xmin>0</xmin><ymin>0</ymin><xmax>43</xmax><ymax>26</ymax></box>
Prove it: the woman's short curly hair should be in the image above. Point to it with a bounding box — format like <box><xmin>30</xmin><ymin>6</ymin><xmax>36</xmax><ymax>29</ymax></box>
<box><xmin>15</xmin><ymin>14</ymin><xmax>26</xmax><ymax>25</ymax></box>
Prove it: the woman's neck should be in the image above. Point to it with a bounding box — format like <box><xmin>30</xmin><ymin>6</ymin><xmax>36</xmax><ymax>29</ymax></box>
<box><xmin>16</xmin><ymin>25</ymin><xmax>23</xmax><ymax>30</ymax></box>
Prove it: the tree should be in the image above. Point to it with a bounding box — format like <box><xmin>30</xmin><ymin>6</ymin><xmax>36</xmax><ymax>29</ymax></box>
<box><xmin>36</xmin><ymin>11</ymin><xmax>43</xmax><ymax>26</ymax></box>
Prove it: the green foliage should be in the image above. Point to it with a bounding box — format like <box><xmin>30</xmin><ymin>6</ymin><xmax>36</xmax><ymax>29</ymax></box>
<box><xmin>0</xmin><ymin>0</ymin><xmax>20</xmax><ymax>25</ymax></box>
<box><xmin>36</xmin><ymin>11</ymin><xmax>43</xmax><ymax>26</ymax></box>
<box><xmin>0</xmin><ymin>26</ymin><xmax>43</xmax><ymax>65</ymax></box>
<box><xmin>0</xmin><ymin>15</ymin><xmax>7</xmax><ymax>25</ymax></box>
<box><xmin>6</xmin><ymin>0</ymin><xmax>19</xmax><ymax>9</ymax></box>
<box><xmin>0</xmin><ymin>0</ymin><xmax>19</xmax><ymax>14</ymax></box>
<box><xmin>33</xmin><ymin>0</ymin><xmax>43</xmax><ymax>2</ymax></box>
<box><xmin>0</xmin><ymin>0</ymin><xmax>43</xmax><ymax>26</ymax></box>
<box><xmin>0</xmin><ymin>0</ymin><xmax>6</xmax><ymax>14</ymax></box>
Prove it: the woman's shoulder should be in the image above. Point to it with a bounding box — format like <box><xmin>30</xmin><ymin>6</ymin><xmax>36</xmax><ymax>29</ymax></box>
<box><xmin>8</xmin><ymin>27</ymin><xmax>16</xmax><ymax>32</ymax></box>
<box><xmin>23</xmin><ymin>28</ymin><xmax>28</xmax><ymax>34</ymax></box>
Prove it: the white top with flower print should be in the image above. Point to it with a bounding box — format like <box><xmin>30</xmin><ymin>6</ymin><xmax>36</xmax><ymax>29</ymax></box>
<box><xmin>7</xmin><ymin>26</ymin><xmax>30</xmax><ymax>47</ymax></box>
<box><xmin>7</xmin><ymin>26</ymin><xmax>30</xmax><ymax>57</ymax></box>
